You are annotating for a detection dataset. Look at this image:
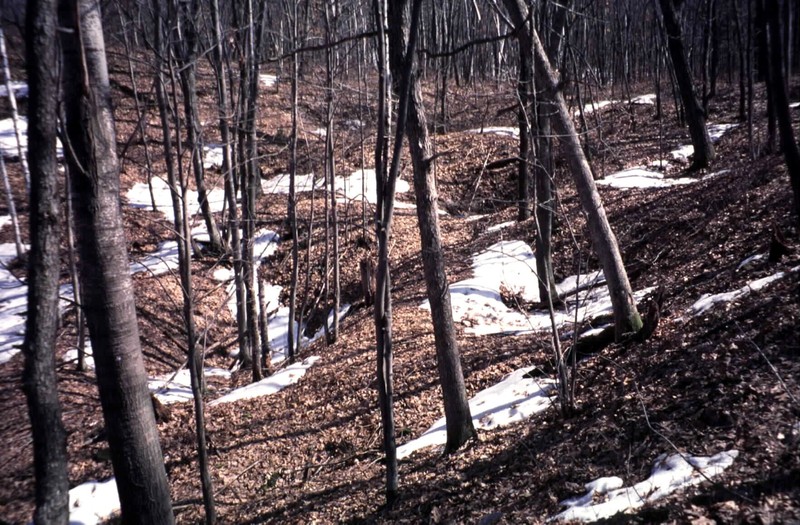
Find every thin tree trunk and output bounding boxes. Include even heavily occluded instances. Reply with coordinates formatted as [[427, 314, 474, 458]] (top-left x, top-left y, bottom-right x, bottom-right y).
[[503, 0, 643, 340], [22, 0, 69, 519], [389, 0, 476, 454], [59, 0, 175, 521], [766, 0, 800, 226], [658, 0, 715, 169], [0, 156, 23, 258], [0, 26, 30, 191]]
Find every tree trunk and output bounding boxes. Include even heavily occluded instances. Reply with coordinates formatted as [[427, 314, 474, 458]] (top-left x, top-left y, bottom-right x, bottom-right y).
[[503, 0, 643, 340], [59, 1, 175, 522], [22, 0, 69, 520], [658, 0, 715, 170], [389, 0, 476, 454], [766, 0, 800, 226]]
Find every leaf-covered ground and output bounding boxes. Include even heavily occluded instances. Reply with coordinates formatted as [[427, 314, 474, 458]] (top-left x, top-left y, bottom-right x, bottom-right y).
[[1, 37, 799, 523]]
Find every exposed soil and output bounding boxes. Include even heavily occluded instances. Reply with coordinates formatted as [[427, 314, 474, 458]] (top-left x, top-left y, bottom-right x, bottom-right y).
[[1, 31, 799, 525]]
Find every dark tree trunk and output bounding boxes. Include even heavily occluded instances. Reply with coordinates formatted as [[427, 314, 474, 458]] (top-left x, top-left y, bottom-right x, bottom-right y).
[[59, 1, 175, 522], [22, 0, 69, 520], [766, 0, 800, 225], [658, 0, 716, 170], [389, 0, 476, 454]]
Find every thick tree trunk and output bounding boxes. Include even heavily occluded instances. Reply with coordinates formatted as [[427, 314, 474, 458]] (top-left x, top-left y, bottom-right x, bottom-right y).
[[59, 1, 175, 522], [503, 0, 643, 340], [658, 0, 715, 169], [389, 0, 476, 454], [22, 0, 69, 521]]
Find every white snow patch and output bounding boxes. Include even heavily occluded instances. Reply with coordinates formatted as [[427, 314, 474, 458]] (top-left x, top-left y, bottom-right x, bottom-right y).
[[597, 168, 698, 189], [213, 267, 235, 282], [0, 215, 10, 229], [688, 266, 800, 317], [467, 126, 519, 139], [0, 81, 28, 99], [262, 168, 411, 206], [0, 117, 63, 159], [67, 478, 120, 525], [129, 240, 180, 277], [736, 252, 767, 271], [262, 172, 321, 194], [789, 102, 800, 109], [209, 356, 320, 406], [126, 176, 226, 221], [486, 220, 515, 233], [63, 342, 94, 370], [432, 240, 651, 336], [670, 123, 738, 161], [259, 74, 278, 88], [203, 144, 225, 169], [396, 366, 556, 459], [148, 367, 231, 404], [551, 450, 738, 522], [579, 94, 655, 116]]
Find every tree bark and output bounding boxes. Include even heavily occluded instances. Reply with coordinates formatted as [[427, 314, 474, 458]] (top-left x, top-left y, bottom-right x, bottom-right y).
[[389, 0, 476, 454], [22, 0, 69, 520], [658, 0, 715, 169], [59, 1, 175, 522], [766, 0, 800, 225], [502, 0, 643, 339]]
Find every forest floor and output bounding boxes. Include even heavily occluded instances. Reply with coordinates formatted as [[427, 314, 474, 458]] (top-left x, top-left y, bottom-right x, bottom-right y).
[[1, 39, 800, 524]]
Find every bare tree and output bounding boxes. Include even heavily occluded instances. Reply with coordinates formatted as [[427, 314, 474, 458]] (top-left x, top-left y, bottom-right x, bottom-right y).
[[21, 0, 69, 521], [388, 0, 476, 454], [657, 0, 715, 170], [502, 0, 643, 340], [59, 0, 174, 521]]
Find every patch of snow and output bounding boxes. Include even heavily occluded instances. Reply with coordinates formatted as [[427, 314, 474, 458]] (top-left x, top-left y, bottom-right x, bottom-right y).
[[467, 126, 519, 139], [736, 252, 767, 271], [486, 220, 515, 233], [1, 243, 78, 365], [129, 240, 180, 277], [259, 74, 277, 88], [597, 168, 698, 189], [67, 478, 120, 525], [343, 119, 363, 130], [688, 266, 800, 317], [630, 93, 657, 105], [203, 144, 225, 169], [0, 81, 28, 99], [396, 366, 556, 459], [0, 215, 10, 229], [213, 267, 234, 282], [670, 123, 738, 161], [0, 117, 63, 159], [790, 102, 800, 109], [63, 342, 94, 370], [126, 176, 226, 221], [581, 100, 614, 115], [551, 450, 738, 522], [262, 173, 321, 194], [208, 356, 320, 406], [431, 240, 650, 336], [148, 367, 231, 404]]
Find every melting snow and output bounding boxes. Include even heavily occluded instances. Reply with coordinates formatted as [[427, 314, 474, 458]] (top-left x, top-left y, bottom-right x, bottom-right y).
[[126, 176, 226, 220], [432, 240, 652, 336], [148, 367, 232, 404], [467, 126, 519, 138], [209, 356, 320, 406], [0, 117, 63, 159], [396, 366, 556, 459], [669, 123, 738, 162], [66, 478, 120, 525], [262, 168, 411, 206], [551, 450, 738, 522], [259, 74, 278, 88], [597, 168, 697, 189], [0, 81, 28, 99], [202, 144, 225, 169], [688, 266, 800, 317]]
